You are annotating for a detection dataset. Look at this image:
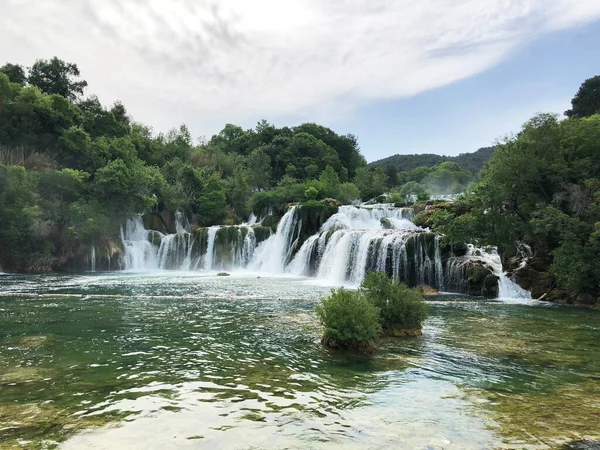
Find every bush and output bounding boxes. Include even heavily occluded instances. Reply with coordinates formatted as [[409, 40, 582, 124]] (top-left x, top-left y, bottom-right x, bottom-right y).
[[360, 272, 428, 334], [316, 288, 381, 353], [304, 186, 318, 200]]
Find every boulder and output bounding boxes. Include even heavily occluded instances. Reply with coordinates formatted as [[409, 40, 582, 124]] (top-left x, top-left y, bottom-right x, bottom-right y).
[[323, 198, 342, 208], [380, 217, 393, 229]]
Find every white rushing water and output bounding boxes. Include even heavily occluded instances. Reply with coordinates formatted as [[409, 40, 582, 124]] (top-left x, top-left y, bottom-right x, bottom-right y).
[[203, 226, 219, 271], [121, 217, 160, 271], [448, 244, 531, 301], [250, 206, 302, 273], [90, 240, 96, 272], [119, 206, 531, 299]]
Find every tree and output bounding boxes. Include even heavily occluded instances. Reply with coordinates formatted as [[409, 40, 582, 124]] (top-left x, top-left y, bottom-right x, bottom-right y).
[[195, 172, 227, 225], [28, 57, 88, 101], [319, 165, 340, 198], [54, 126, 93, 170], [246, 147, 271, 190], [304, 186, 318, 200], [0, 63, 27, 86], [93, 159, 163, 213], [354, 167, 388, 199], [565, 75, 600, 118], [384, 164, 398, 188], [396, 181, 428, 202]]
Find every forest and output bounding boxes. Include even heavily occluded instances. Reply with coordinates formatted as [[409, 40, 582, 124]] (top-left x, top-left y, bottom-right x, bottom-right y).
[[1, 57, 600, 305], [369, 146, 494, 176]]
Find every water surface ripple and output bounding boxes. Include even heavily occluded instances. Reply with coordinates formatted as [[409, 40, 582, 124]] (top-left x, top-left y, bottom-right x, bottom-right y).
[[0, 273, 598, 449]]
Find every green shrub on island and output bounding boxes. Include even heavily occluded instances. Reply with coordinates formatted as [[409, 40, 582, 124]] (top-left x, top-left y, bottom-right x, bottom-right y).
[[360, 272, 428, 336], [316, 288, 381, 353], [316, 272, 428, 353]]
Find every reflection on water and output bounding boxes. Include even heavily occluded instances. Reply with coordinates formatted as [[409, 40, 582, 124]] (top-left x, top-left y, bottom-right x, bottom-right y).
[[0, 273, 599, 449]]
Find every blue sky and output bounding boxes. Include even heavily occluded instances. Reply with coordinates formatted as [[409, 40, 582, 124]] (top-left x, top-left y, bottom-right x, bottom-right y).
[[340, 20, 600, 161], [2, 1, 600, 162]]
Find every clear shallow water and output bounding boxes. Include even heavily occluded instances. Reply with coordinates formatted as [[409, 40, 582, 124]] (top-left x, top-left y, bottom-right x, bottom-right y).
[[0, 273, 599, 449]]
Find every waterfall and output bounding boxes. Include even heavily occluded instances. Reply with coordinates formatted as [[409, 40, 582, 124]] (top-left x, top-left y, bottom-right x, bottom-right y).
[[241, 227, 256, 266], [121, 217, 161, 270], [446, 244, 531, 300], [203, 226, 219, 271], [323, 205, 414, 231], [174, 211, 190, 234], [117, 205, 531, 300], [90, 240, 96, 272], [288, 206, 443, 287], [250, 206, 302, 273]]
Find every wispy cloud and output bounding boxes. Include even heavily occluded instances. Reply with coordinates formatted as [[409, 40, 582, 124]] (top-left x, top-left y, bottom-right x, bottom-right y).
[[2, 0, 599, 137]]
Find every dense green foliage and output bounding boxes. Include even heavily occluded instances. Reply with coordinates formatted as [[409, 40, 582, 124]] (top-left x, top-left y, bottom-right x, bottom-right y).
[[369, 147, 494, 176], [428, 105, 600, 303], [565, 75, 600, 119], [316, 288, 381, 352], [317, 273, 427, 352], [360, 272, 428, 333], [0, 57, 370, 272]]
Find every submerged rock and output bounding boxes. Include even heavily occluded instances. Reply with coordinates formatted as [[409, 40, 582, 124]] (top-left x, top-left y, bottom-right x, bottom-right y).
[[418, 285, 439, 296], [217, 272, 230, 277], [387, 328, 423, 337], [15, 335, 49, 348], [0, 367, 53, 385]]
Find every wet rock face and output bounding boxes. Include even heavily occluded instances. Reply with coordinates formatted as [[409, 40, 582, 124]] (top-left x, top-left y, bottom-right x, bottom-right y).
[[143, 213, 169, 234], [459, 263, 498, 298], [482, 274, 500, 298], [322, 198, 342, 208], [513, 264, 554, 299]]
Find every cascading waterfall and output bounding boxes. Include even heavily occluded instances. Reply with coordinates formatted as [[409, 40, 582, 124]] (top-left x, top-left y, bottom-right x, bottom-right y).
[[119, 205, 531, 299], [203, 227, 219, 271], [288, 205, 443, 287], [445, 244, 531, 299], [250, 206, 302, 273], [90, 239, 96, 272], [121, 217, 160, 270]]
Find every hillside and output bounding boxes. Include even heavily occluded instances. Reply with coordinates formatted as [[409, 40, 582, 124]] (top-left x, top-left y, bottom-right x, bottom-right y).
[[369, 147, 494, 176]]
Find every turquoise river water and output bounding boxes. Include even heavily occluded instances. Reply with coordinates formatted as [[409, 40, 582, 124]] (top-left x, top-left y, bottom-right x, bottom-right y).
[[0, 272, 599, 449]]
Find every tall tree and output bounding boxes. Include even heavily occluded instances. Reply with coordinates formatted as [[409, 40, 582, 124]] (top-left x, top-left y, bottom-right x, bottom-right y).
[[0, 63, 27, 86], [28, 57, 88, 101], [565, 75, 600, 119]]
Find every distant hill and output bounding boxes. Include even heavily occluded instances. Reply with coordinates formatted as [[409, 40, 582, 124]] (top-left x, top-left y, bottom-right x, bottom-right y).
[[369, 147, 495, 176]]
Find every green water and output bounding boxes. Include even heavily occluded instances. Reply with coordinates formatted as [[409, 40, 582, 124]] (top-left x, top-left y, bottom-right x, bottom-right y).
[[0, 273, 599, 449]]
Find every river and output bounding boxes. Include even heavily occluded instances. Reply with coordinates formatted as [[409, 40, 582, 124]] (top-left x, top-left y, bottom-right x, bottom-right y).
[[0, 273, 598, 449]]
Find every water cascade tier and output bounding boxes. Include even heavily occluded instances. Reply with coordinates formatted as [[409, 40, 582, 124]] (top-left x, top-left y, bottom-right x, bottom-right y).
[[119, 204, 530, 298]]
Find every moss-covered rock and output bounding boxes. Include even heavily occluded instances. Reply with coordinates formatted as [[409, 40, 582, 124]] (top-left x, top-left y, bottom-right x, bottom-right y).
[[380, 217, 393, 229], [252, 226, 272, 244], [297, 200, 339, 246], [260, 214, 279, 231], [463, 263, 497, 298]]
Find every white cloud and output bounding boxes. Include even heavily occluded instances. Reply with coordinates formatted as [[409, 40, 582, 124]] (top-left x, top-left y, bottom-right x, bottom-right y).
[[1, 0, 599, 138]]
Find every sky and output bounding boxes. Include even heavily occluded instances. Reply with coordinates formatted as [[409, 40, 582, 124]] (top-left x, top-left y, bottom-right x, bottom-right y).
[[2, 0, 600, 162]]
